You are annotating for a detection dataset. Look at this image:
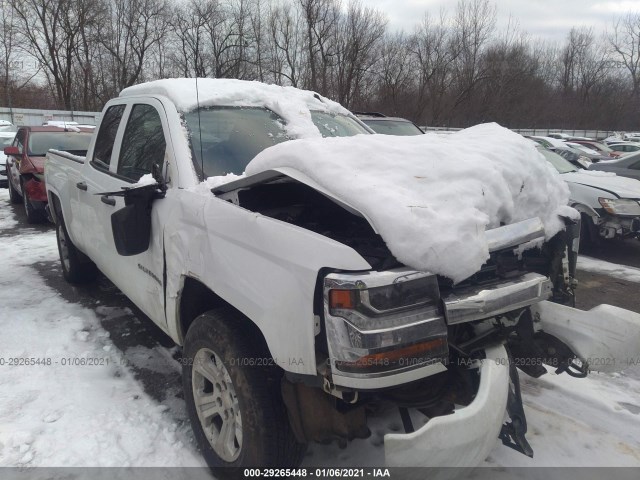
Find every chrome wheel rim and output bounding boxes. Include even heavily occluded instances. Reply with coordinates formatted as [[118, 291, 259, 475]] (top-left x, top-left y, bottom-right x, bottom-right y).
[[192, 348, 242, 462], [57, 224, 71, 272]]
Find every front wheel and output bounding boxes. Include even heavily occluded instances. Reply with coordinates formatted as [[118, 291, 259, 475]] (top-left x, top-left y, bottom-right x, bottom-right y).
[[56, 213, 98, 284], [182, 308, 306, 477]]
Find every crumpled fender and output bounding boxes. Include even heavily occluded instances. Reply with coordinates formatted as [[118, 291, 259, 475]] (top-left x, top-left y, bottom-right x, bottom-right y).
[[531, 300, 640, 373]]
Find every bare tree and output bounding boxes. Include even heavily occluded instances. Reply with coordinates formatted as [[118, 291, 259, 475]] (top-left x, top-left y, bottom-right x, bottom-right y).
[[610, 13, 640, 97], [333, 0, 386, 107], [98, 0, 170, 95]]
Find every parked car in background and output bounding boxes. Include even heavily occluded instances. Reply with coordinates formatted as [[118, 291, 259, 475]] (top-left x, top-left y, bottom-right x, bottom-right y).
[[589, 152, 640, 181], [528, 136, 593, 168], [608, 142, 640, 155], [538, 146, 640, 245], [0, 131, 16, 187], [547, 132, 572, 140], [570, 139, 623, 159], [354, 112, 424, 136], [4, 126, 93, 222], [0, 119, 16, 132]]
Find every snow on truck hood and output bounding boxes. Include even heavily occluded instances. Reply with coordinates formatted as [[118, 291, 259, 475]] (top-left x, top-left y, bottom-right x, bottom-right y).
[[244, 123, 575, 283], [120, 78, 349, 139]]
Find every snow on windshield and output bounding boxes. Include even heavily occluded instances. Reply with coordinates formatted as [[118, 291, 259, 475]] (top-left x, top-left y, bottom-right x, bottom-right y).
[[120, 78, 349, 139], [246, 123, 575, 283]]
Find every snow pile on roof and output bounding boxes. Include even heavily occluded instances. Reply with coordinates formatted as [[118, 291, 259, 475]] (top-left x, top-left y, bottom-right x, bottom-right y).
[[121, 78, 349, 139], [246, 123, 575, 282]]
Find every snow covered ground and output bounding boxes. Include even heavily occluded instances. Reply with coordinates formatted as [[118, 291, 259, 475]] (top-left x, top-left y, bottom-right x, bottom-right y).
[[577, 256, 640, 283], [0, 187, 639, 470]]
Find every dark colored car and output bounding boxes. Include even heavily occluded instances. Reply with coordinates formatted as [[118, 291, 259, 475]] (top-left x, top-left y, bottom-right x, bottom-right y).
[[589, 152, 640, 181], [4, 126, 93, 223], [354, 112, 425, 136]]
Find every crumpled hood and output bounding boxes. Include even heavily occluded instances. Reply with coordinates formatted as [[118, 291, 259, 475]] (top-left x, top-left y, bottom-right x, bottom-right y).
[[562, 171, 640, 199], [245, 123, 576, 283]]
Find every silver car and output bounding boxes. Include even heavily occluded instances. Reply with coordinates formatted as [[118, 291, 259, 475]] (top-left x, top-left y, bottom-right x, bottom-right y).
[[589, 151, 640, 180]]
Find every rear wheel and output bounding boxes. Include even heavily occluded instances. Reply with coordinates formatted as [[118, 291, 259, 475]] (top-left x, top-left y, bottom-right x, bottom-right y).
[[56, 212, 98, 284], [8, 173, 21, 204], [183, 308, 306, 477], [21, 178, 46, 224]]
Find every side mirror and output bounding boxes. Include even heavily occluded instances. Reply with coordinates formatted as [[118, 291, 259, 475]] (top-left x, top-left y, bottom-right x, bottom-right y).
[[110, 185, 157, 256], [3, 146, 19, 156]]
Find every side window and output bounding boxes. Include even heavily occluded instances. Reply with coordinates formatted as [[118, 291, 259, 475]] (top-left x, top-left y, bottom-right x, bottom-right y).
[[117, 104, 166, 182], [14, 130, 26, 153], [93, 104, 126, 169]]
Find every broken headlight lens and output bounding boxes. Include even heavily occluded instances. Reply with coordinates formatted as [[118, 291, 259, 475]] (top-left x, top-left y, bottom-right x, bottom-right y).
[[598, 197, 640, 216]]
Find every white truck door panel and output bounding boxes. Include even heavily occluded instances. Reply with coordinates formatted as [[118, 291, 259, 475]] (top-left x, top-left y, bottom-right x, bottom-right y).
[[85, 99, 171, 330]]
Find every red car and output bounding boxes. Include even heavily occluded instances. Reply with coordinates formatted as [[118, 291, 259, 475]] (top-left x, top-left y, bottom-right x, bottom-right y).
[[4, 126, 93, 223]]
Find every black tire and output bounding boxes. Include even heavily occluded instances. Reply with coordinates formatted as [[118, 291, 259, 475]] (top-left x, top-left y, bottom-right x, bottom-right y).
[[56, 212, 99, 284], [183, 308, 306, 477], [21, 178, 46, 224], [8, 173, 21, 204], [579, 213, 598, 250]]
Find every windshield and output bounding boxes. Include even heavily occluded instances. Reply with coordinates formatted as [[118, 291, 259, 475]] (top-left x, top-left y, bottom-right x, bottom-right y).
[[184, 107, 369, 177], [28, 132, 92, 156], [363, 119, 424, 136], [538, 147, 578, 174]]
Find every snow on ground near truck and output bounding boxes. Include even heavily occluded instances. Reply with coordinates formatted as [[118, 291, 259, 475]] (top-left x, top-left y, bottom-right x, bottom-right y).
[[0, 193, 204, 469], [246, 123, 576, 282], [0, 186, 638, 468], [577, 256, 640, 283], [120, 78, 349, 139]]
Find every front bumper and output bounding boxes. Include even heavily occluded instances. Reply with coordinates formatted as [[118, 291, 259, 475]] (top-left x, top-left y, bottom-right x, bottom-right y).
[[384, 345, 510, 467], [597, 213, 640, 238]]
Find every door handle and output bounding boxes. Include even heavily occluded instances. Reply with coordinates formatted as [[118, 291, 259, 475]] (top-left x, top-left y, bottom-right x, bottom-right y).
[[101, 195, 116, 206], [76, 182, 87, 191]]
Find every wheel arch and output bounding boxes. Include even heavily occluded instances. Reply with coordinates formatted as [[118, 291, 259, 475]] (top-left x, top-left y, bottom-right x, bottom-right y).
[[177, 276, 270, 355], [48, 190, 62, 224]]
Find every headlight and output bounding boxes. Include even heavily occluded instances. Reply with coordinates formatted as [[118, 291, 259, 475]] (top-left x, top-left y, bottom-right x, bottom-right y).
[[323, 269, 448, 385], [598, 197, 640, 216]]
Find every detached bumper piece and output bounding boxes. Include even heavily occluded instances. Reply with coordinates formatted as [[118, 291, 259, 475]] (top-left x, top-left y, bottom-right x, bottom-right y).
[[384, 345, 510, 467], [443, 272, 553, 325]]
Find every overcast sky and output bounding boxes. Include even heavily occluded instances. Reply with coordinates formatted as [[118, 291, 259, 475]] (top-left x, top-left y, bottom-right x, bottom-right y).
[[366, 0, 640, 41]]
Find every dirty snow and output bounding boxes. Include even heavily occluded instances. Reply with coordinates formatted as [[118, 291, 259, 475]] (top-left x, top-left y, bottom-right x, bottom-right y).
[[0, 191, 204, 468], [120, 78, 349, 139], [247, 123, 575, 282], [577, 256, 640, 283]]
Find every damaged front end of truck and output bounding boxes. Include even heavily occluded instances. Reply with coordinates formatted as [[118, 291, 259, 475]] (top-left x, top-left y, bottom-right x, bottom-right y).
[[213, 170, 640, 467]]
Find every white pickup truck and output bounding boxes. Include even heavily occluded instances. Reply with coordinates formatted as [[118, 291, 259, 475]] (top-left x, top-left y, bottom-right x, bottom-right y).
[[45, 79, 640, 474]]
